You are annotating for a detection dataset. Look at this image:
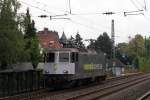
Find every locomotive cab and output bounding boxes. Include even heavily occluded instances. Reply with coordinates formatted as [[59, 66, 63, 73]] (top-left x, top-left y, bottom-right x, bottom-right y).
[[43, 48, 78, 75]]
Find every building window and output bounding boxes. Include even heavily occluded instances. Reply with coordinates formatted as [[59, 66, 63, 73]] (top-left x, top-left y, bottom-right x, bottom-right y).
[[48, 41, 54, 48]]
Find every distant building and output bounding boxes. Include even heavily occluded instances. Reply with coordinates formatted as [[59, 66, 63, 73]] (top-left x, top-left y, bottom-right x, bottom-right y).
[[60, 32, 68, 48], [107, 58, 125, 76], [37, 28, 62, 49]]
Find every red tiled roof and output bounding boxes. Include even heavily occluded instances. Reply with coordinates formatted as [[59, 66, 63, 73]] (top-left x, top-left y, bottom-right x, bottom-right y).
[[37, 28, 62, 48]]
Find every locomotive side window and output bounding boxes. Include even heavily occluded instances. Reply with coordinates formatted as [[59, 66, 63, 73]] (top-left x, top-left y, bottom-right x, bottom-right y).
[[59, 53, 69, 62], [71, 52, 78, 62], [71, 52, 75, 62], [76, 53, 78, 62], [47, 53, 55, 62]]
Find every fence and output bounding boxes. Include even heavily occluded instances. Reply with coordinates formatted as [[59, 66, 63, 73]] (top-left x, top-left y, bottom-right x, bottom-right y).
[[0, 70, 45, 97]]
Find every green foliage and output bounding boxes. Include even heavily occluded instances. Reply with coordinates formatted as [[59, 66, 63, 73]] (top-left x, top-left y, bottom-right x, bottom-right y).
[[87, 39, 95, 49], [0, 0, 24, 69], [116, 35, 150, 71], [145, 37, 150, 58], [96, 32, 112, 56], [30, 38, 41, 69], [75, 33, 85, 48], [88, 32, 112, 58], [23, 9, 41, 69], [117, 43, 128, 54], [67, 35, 76, 48], [139, 57, 150, 71], [139, 37, 150, 71], [116, 43, 132, 65], [128, 34, 144, 57]]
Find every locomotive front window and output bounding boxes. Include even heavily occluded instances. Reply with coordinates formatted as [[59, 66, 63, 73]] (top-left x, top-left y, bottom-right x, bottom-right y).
[[47, 53, 55, 62], [59, 53, 69, 62]]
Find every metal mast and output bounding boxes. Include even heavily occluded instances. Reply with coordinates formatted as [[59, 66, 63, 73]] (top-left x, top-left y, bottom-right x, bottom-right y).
[[111, 19, 115, 59], [69, 0, 72, 14]]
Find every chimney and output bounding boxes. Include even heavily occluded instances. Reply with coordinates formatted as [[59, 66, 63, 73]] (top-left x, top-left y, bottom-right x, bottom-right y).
[[44, 28, 48, 34]]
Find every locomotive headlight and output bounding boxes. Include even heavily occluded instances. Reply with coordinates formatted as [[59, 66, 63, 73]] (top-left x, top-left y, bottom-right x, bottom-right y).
[[63, 70, 68, 74], [45, 70, 49, 74]]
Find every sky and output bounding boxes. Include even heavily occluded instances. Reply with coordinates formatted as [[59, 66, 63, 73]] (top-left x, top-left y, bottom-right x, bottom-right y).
[[19, 0, 150, 44]]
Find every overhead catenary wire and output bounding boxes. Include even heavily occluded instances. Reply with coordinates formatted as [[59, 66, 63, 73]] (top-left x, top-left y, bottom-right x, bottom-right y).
[[135, 0, 145, 9], [21, 0, 150, 36], [21, 1, 70, 18], [22, 2, 114, 30], [24, 1, 143, 33], [130, 0, 150, 23], [69, 15, 125, 34], [69, 19, 105, 32], [21, 0, 145, 18], [36, 0, 119, 34], [20, 1, 56, 16], [31, 0, 69, 13], [131, 0, 147, 11], [130, 0, 141, 10]]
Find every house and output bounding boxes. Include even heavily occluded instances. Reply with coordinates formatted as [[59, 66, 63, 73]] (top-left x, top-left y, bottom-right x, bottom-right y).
[[37, 28, 62, 49], [107, 58, 125, 76]]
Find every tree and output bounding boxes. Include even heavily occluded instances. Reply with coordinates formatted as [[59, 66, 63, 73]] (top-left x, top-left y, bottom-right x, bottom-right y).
[[87, 39, 96, 49], [116, 43, 132, 65], [94, 32, 112, 58], [144, 37, 150, 58], [67, 35, 76, 48], [128, 34, 144, 57], [23, 8, 41, 69], [74, 33, 85, 48], [30, 38, 41, 69], [0, 0, 24, 69]]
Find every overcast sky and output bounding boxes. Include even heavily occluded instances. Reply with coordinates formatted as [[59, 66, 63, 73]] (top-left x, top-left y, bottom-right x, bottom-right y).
[[19, 0, 150, 44]]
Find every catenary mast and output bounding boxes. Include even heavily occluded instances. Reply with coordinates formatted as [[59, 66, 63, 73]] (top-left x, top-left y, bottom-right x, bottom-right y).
[[111, 19, 115, 59]]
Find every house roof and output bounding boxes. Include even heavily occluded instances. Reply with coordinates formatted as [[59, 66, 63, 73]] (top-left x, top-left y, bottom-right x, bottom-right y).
[[107, 58, 125, 67], [37, 28, 62, 48], [60, 32, 67, 42]]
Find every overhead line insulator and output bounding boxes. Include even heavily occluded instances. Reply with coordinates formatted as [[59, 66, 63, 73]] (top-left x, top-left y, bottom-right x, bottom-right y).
[[102, 12, 115, 15], [38, 15, 48, 18]]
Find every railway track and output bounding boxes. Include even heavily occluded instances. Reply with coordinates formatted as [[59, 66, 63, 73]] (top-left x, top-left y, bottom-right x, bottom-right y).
[[137, 91, 150, 100], [37, 72, 147, 100], [0, 72, 146, 100], [66, 73, 150, 100], [0, 89, 49, 100]]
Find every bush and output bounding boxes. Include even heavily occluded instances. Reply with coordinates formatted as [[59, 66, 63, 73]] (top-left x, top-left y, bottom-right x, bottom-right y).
[[139, 57, 150, 72]]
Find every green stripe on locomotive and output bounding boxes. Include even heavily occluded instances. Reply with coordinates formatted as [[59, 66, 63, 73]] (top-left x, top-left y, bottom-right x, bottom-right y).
[[83, 64, 94, 70]]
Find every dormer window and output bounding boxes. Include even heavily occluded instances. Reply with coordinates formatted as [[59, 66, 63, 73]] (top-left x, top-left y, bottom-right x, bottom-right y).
[[49, 41, 54, 47]]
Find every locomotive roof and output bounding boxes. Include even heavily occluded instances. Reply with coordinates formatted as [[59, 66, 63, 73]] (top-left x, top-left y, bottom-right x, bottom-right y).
[[45, 48, 79, 52], [44, 48, 97, 54]]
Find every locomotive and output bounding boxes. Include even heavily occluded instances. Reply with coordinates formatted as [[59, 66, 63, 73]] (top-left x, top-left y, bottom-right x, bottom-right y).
[[43, 48, 107, 88]]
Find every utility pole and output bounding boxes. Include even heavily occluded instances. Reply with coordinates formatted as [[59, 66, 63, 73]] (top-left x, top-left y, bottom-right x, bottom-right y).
[[144, 0, 147, 11], [69, 0, 72, 14], [111, 19, 115, 59]]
